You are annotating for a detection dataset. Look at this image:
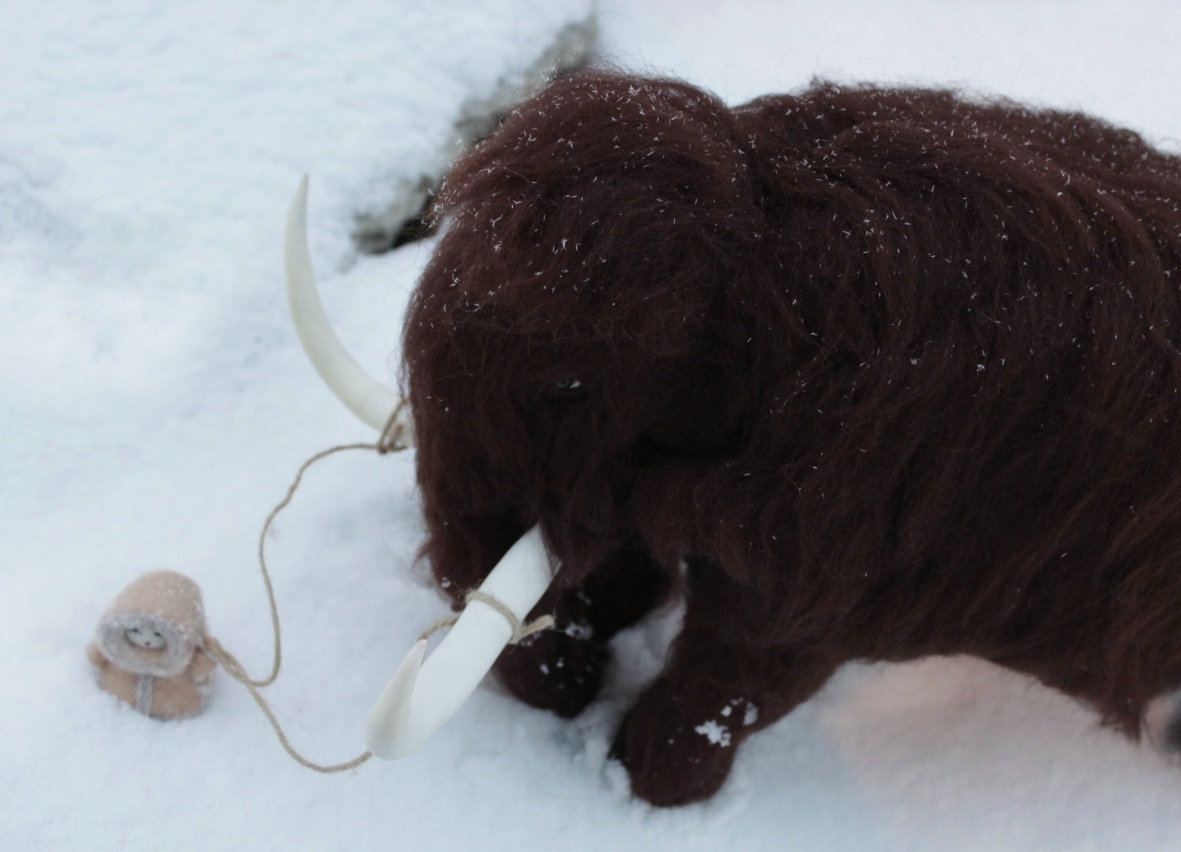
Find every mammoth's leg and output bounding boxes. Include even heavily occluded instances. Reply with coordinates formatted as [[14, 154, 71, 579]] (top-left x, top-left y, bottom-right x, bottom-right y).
[[494, 543, 674, 718], [610, 556, 838, 806]]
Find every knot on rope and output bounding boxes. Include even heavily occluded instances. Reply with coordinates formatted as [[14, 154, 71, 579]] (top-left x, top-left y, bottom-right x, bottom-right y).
[[416, 590, 556, 645], [377, 399, 412, 454]]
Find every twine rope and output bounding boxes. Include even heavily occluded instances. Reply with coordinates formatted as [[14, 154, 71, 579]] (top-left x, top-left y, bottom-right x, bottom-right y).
[[207, 399, 552, 773], [240, 400, 413, 691], [417, 590, 555, 644], [204, 636, 373, 773]]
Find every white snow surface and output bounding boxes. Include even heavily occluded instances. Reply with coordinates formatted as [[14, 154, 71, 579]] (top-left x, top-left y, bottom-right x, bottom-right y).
[[4, 1, 1181, 849]]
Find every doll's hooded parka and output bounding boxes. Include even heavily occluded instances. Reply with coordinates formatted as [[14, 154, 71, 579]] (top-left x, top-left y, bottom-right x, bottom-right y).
[[88, 571, 215, 719]]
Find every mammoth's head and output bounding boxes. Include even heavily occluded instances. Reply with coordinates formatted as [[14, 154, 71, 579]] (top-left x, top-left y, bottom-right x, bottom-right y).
[[403, 71, 765, 594]]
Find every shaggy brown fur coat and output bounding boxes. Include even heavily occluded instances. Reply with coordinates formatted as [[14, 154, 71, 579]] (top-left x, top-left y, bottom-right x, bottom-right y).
[[402, 70, 1181, 805]]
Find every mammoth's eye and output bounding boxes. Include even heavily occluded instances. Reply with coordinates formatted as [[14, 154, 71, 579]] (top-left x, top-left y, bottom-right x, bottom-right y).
[[541, 377, 586, 402]]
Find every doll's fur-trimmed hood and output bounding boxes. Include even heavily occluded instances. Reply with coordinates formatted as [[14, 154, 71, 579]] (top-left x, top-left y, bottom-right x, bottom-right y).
[[93, 571, 206, 677]]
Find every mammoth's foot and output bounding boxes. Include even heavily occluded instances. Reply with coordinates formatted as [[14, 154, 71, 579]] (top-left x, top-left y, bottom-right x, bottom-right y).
[[494, 625, 608, 718], [603, 554, 837, 806], [609, 675, 752, 806], [493, 544, 674, 719]]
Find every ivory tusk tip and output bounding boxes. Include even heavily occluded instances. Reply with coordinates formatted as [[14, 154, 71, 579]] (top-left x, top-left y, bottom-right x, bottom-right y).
[[363, 526, 556, 760], [288, 175, 309, 223], [283, 173, 400, 432], [365, 638, 427, 759]]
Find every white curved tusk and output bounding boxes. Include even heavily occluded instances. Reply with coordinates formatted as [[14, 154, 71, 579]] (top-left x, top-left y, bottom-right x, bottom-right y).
[[365, 524, 555, 759], [284, 178, 553, 754], [284, 176, 405, 434]]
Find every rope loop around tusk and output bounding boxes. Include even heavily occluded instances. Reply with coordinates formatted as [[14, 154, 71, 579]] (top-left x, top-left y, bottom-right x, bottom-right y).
[[465, 590, 556, 644], [416, 590, 556, 645]]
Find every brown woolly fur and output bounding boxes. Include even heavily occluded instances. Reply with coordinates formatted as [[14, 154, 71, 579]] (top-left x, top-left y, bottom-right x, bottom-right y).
[[402, 69, 1181, 805]]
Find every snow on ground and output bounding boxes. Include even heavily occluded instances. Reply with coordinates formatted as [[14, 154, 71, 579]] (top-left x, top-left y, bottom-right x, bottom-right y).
[[3, 1, 1181, 850]]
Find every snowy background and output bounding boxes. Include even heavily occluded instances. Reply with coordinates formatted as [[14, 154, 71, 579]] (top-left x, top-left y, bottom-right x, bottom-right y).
[[4, 1, 1181, 849]]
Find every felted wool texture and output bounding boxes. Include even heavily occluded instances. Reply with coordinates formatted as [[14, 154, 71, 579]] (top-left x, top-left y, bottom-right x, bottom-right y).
[[93, 571, 206, 677], [89, 571, 215, 720], [403, 69, 1181, 806]]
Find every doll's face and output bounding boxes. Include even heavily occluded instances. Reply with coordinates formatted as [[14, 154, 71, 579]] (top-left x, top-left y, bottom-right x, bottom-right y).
[[125, 625, 167, 651]]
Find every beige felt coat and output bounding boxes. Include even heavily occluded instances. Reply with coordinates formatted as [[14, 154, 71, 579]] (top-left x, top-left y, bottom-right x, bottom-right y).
[[88, 571, 215, 719]]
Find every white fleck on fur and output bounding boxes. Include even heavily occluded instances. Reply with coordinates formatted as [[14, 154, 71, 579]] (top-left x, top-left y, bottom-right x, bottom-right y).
[[694, 720, 732, 747], [563, 621, 593, 641], [719, 698, 759, 727]]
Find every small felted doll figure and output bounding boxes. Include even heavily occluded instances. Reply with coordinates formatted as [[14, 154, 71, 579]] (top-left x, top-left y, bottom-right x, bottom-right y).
[[88, 570, 215, 719]]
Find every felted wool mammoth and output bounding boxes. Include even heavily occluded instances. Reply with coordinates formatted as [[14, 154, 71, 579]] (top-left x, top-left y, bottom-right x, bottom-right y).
[[307, 70, 1181, 805]]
